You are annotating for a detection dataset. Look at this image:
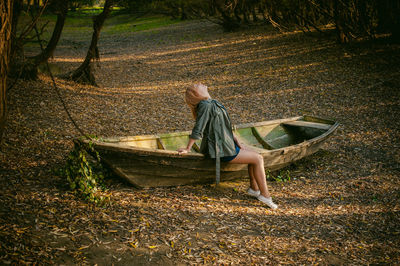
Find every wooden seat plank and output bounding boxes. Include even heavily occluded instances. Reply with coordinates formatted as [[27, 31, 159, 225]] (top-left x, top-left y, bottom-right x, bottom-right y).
[[282, 121, 331, 130]]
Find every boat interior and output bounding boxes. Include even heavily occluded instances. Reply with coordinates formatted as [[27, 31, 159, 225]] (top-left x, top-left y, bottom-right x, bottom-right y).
[[105, 116, 334, 152]]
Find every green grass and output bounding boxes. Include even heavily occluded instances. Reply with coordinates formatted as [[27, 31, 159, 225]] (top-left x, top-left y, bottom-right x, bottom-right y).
[[19, 11, 181, 41], [103, 15, 180, 35], [17, 10, 182, 49], [70, 6, 105, 16]]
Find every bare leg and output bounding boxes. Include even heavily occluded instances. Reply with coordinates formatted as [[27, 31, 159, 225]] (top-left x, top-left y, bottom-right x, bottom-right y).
[[248, 164, 259, 191], [230, 149, 271, 198], [241, 144, 259, 191]]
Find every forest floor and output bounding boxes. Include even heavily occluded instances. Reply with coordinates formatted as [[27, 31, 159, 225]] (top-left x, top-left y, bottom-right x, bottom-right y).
[[1, 15, 400, 265]]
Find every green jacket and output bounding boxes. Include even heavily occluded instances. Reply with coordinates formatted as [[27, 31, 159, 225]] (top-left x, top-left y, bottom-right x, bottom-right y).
[[190, 99, 237, 159]]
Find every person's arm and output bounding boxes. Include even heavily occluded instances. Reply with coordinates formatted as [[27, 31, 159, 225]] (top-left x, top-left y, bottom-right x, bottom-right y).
[[177, 101, 210, 154], [189, 101, 210, 140], [177, 138, 196, 154]]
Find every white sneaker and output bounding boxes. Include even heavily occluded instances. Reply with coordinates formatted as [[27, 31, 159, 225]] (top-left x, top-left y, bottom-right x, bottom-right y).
[[257, 195, 278, 210], [247, 187, 260, 198]]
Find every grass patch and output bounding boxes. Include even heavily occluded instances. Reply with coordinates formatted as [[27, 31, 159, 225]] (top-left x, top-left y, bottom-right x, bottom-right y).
[[18, 11, 181, 49], [70, 6, 105, 16], [23, 12, 180, 36], [103, 15, 180, 35]]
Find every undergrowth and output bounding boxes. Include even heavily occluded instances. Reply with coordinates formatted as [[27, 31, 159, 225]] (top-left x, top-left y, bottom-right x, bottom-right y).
[[267, 169, 292, 182], [60, 141, 111, 206]]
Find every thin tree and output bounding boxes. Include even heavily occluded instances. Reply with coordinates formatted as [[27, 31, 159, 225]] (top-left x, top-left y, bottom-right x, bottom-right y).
[[0, 0, 13, 142], [68, 0, 113, 86], [30, 0, 69, 66], [9, 0, 68, 80]]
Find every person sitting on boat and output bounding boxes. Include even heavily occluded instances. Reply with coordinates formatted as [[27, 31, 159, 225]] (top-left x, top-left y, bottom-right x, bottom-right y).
[[177, 83, 278, 210]]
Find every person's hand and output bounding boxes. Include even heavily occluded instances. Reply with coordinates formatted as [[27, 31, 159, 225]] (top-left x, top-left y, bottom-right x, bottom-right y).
[[233, 136, 243, 149], [177, 147, 190, 154], [236, 141, 243, 149]]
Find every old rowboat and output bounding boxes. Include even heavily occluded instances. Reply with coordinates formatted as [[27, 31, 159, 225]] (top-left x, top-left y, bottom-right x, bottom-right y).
[[81, 115, 338, 188]]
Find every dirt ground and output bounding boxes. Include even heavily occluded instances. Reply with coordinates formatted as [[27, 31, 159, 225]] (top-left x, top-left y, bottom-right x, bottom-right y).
[[1, 19, 400, 264]]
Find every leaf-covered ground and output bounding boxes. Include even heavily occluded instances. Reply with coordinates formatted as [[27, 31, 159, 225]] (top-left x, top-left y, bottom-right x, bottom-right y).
[[1, 18, 400, 264]]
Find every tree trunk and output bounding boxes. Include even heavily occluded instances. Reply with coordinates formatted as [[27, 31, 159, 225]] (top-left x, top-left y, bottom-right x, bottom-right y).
[[214, 0, 240, 31], [180, 3, 188, 20], [251, 5, 258, 23], [333, 0, 349, 43], [69, 0, 113, 86], [10, 0, 23, 60], [31, 0, 68, 65], [10, 0, 62, 80], [0, 0, 13, 142], [377, 0, 400, 40]]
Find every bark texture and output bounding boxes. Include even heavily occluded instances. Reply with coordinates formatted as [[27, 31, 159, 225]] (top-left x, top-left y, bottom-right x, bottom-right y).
[[0, 0, 13, 142]]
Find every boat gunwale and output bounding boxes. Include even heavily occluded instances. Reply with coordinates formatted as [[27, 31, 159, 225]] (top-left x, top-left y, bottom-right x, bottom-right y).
[[98, 116, 303, 143], [81, 116, 339, 159]]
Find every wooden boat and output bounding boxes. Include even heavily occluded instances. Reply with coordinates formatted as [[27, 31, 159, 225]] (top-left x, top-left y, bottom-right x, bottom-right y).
[[80, 115, 339, 188]]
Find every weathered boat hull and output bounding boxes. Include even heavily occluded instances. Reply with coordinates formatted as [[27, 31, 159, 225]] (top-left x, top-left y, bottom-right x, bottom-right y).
[[81, 115, 338, 188]]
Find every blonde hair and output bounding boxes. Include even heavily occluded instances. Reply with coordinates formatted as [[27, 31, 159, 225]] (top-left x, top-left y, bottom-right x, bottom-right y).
[[185, 84, 211, 119]]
